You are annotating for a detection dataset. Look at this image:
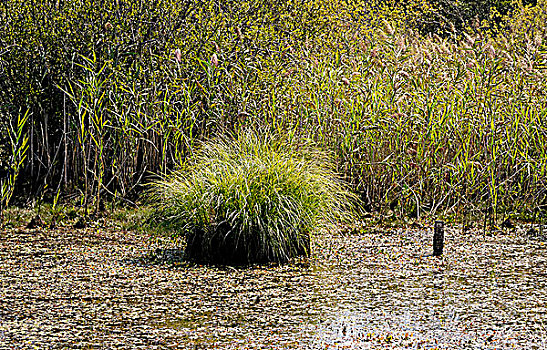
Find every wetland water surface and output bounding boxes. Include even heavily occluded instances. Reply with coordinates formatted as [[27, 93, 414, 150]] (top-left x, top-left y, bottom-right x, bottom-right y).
[[1, 224, 546, 349]]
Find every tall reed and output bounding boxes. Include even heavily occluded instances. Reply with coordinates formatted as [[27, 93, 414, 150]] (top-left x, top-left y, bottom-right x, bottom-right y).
[[0, 110, 29, 220], [1, 0, 546, 220]]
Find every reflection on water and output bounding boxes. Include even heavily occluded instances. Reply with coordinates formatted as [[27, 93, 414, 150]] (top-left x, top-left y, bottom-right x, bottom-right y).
[[305, 227, 547, 349]]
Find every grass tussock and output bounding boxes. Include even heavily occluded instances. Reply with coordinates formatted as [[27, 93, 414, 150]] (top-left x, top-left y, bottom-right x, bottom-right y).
[[149, 130, 356, 264]]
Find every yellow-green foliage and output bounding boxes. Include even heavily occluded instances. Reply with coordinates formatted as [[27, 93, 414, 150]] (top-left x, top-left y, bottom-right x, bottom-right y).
[[0, 0, 333, 204], [150, 130, 356, 264], [266, 0, 547, 215], [0, 0, 546, 218]]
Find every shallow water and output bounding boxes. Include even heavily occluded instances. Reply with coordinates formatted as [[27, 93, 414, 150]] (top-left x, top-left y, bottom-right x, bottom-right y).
[[148, 225, 547, 349], [2, 225, 546, 349]]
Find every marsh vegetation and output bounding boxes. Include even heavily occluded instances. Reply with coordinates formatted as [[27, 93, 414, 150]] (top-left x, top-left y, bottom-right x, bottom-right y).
[[1, 0, 547, 347], [2, 0, 546, 219], [149, 130, 356, 264]]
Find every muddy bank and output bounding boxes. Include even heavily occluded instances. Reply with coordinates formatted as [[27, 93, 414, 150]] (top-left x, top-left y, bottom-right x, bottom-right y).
[[1, 223, 546, 349]]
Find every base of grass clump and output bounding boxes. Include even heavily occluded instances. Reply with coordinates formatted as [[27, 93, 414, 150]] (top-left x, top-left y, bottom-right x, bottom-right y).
[[150, 129, 355, 265], [184, 225, 311, 265]]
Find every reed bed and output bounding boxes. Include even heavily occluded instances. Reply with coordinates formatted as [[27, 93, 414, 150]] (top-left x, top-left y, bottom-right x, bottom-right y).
[[288, 11, 547, 219], [1, 0, 546, 221]]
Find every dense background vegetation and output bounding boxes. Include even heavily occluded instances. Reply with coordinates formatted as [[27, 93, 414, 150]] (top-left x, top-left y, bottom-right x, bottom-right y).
[[1, 0, 546, 220]]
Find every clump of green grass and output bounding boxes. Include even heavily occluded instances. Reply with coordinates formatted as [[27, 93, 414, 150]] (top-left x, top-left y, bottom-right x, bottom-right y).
[[149, 129, 357, 265]]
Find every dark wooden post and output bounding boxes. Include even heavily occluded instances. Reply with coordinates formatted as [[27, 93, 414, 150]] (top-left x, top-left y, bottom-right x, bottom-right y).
[[540, 211, 544, 238], [433, 220, 444, 256]]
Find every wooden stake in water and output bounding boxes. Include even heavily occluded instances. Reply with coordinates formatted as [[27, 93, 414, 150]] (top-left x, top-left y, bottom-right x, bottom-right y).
[[433, 221, 445, 256], [540, 211, 544, 239]]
